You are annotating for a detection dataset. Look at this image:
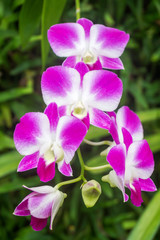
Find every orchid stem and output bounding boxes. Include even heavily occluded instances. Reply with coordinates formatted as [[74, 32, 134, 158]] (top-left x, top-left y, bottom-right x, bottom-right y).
[[77, 147, 87, 182], [83, 138, 112, 146], [84, 164, 112, 172], [75, 0, 80, 21], [55, 176, 82, 189]]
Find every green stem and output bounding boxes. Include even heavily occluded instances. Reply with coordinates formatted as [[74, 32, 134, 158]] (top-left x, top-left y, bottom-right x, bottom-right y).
[[55, 176, 82, 189], [75, 0, 80, 21], [84, 164, 112, 172], [77, 147, 86, 182], [83, 138, 112, 146]]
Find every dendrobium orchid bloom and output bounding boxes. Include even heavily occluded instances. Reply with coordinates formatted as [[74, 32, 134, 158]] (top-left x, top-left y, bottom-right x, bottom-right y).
[[108, 106, 143, 149], [13, 185, 66, 231], [41, 63, 123, 129], [48, 18, 129, 70], [14, 102, 87, 182], [105, 140, 157, 207]]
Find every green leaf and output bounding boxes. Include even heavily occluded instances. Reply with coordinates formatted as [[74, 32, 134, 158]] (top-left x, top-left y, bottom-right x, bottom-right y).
[[0, 131, 15, 150], [0, 176, 39, 194], [0, 87, 33, 103], [41, 0, 67, 70], [0, 151, 21, 178], [137, 108, 160, 123], [146, 133, 160, 152], [19, 0, 43, 46], [128, 190, 160, 240]]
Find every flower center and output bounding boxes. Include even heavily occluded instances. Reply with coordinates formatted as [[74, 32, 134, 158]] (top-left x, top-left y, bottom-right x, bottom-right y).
[[72, 101, 87, 119], [83, 51, 97, 64], [44, 148, 55, 165], [53, 142, 64, 163], [44, 143, 64, 165]]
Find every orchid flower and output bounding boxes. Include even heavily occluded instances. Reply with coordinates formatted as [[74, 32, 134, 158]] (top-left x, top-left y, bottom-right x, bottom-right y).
[[48, 18, 129, 70], [108, 106, 143, 149], [41, 62, 123, 130], [13, 185, 66, 231], [14, 102, 87, 182], [105, 140, 156, 207]]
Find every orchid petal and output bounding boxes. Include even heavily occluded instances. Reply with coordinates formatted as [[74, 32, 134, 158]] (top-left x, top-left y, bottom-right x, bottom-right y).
[[57, 160, 72, 176], [41, 66, 80, 106], [14, 112, 51, 155], [56, 116, 87, 164], [107, 143, 126, 177], [48, 23, 85, 57], [121, 127, 133, 150], [77, 18, 93, 39], [99, 56, 124, 70], [44, 103, 59, 134], [50, 191, 65, 230], [75, 62, 89, 85], [17, 152, 39, 172], [23, 185, 55, 194], [82, 70, 122, 111], [89, 108, 111, 129], [139, 178, 157, 192], [108, 170, 128, 202], [13, 193, 36, 216], [28, 192, 54, 219], [87, 58, 102, 70], [62, 56, 77, 68], [30, 216, 48, 231], [90, 24, 129, 58], [37, 157, 55, 182], [128, 180, 143, 207], [117, 106, 143, 142], [127, 140, 154, 179]]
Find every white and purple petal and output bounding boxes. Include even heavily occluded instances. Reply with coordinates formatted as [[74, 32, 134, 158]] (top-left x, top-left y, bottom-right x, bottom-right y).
[[57, 160, 72, 177], [28, 192, 54, 219], [14, 112, 51, 155], [41, 66, 81, 106], [127, 140, 154, 180], [17, 152, 39, 172], [77, 18, 93, 39], [127, 180, 143, 207], [44, 103, 59, 134], [99, 56, 124, 70], [107, 143, 126, 177], [56, 116, 87, 164], [48, 23, 85, 57], [117, 106, 143, 142], [89, 108, 111, 130], [139, 178, 157, 192], [90, 24, 129, 58], [82, 70, 123, 111]]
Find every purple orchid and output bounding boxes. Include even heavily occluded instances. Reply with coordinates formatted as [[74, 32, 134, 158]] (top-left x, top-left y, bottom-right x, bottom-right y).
[[48, 18, 129, 70], [41, 62, 123, 130], [105, 140, 156, 207], [13, 185, 66, 231], [108, 106, 144, 149], [14, 102, 87, 182]]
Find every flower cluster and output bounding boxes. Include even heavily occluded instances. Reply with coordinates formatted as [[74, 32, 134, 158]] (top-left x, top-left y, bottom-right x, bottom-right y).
[[13, 18, 156, 230]]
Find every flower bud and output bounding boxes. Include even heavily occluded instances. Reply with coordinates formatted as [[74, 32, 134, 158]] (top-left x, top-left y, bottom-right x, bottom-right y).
[[82, 180, 101, 208]]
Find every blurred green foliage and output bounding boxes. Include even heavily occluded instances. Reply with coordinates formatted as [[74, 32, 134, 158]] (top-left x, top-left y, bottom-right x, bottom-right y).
[[0, 0, 160, 239]]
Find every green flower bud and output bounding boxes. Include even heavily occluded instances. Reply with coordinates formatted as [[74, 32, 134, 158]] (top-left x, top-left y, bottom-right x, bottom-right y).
[[82, 180, 101, 208]]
